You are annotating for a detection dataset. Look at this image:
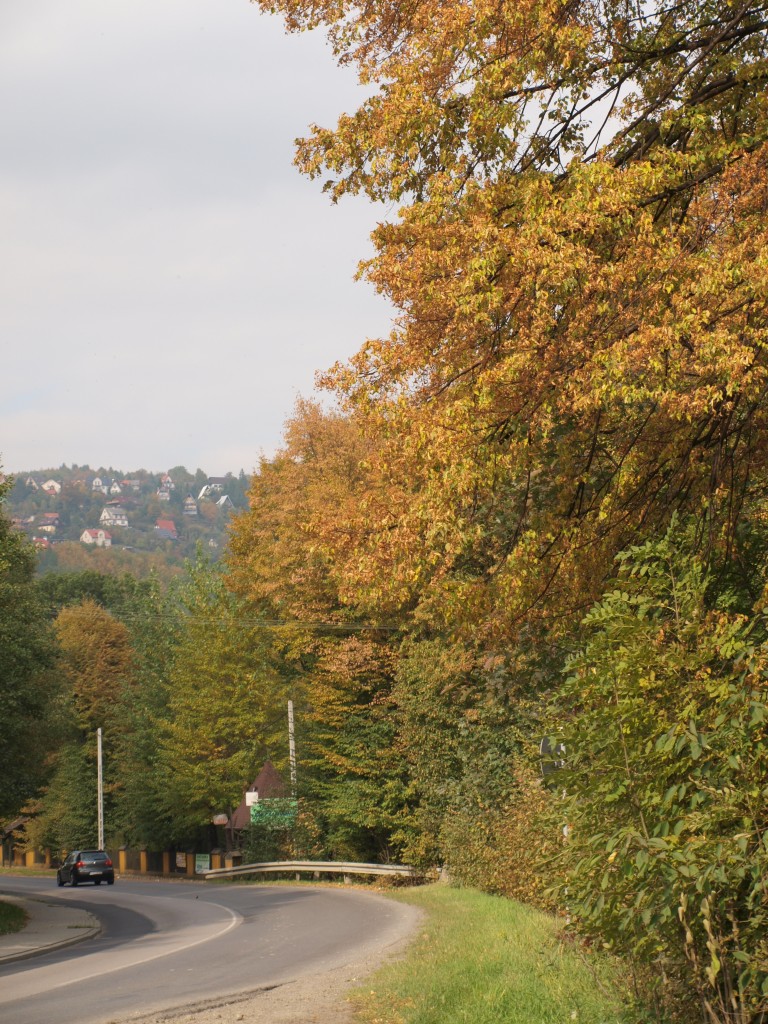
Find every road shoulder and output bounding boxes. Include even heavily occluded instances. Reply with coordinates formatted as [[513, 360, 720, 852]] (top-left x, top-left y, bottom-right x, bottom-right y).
[[129, 898, 423, 1024], [0, 892, 101, 963]]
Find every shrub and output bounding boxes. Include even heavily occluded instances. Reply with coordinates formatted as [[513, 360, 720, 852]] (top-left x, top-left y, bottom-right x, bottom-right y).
[[547, 526, 768, 1022]]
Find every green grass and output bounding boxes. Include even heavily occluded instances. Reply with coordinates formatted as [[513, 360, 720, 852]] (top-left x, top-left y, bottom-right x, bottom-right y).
[[352, 885, 630, 1024], [0, 900, 27, 936], [0, 866, 55, 877]]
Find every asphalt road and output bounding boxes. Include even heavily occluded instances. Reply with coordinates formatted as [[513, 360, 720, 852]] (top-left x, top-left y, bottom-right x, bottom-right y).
[[0, 876, 416, 1024]]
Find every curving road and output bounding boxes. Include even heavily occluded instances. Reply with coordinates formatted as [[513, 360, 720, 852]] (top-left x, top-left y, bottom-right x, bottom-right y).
[[0, 876, 418, 1024]]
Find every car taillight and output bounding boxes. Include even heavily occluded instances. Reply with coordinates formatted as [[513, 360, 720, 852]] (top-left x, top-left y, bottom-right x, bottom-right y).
[[104, 858, 113, 867], [76, 861, 85, 868]]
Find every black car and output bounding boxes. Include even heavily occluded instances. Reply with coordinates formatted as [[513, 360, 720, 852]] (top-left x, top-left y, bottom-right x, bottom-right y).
[[57, 850, 115, 886]]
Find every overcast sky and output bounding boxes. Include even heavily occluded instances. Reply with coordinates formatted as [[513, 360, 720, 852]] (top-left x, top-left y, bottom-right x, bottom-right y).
[[0, 0, 393, 477]]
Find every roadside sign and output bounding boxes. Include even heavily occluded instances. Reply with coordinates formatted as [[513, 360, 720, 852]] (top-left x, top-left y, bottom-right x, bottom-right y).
[[249, 798, 298, 830]]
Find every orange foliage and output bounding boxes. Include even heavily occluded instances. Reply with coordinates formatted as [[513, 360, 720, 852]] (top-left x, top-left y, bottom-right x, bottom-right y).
[[249, 0, 768, 646], [54, 599, 134, 731]]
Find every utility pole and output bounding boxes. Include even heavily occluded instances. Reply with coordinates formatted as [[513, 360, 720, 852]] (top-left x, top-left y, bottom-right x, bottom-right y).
[[97, 728, 104, 850], [287, 700, 297, 797]]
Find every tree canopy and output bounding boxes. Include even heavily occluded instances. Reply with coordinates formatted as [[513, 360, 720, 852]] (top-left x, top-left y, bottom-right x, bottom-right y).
[[252, 0, 768, 650], [0, 478, 56, 816]]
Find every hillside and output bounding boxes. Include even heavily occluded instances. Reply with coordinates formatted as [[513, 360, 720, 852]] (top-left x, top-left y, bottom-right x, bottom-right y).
[[5, 464, 250, 577]]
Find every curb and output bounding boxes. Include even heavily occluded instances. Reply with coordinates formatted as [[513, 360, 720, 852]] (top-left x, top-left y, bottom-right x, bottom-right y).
[[0, 893, 101, 964]]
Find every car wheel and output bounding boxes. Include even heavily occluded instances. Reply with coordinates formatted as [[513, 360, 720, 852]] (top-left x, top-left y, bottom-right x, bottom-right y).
[[107, 878, 114, 885], [94, 879, 101, 885]]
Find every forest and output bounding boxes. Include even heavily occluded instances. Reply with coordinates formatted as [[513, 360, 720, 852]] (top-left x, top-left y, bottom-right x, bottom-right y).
[[2, 1, 768, 1021]]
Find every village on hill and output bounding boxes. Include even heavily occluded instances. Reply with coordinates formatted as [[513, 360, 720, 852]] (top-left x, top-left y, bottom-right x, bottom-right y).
[[5, 464, 250, 573]]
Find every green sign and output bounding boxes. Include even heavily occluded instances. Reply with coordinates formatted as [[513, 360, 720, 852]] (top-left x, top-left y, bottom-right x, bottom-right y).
[[195, 853, 210, 874], [249, 798, 298, 830]]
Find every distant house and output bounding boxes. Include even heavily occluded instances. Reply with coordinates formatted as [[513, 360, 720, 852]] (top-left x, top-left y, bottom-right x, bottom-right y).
[[199, 477, 226, 500], [37, 512, 60, 534], [230, 762, 290, 830], [183, 495, 198, 516], [109, 480, 122, 495], [41, 479, 61, 496], [100, 505, 128, 528], [91, 477, 108, 494], [81, 528, 112, 548], [33, 536, 51, 549], [122, 479, 141, 493], [24, 476, 39, 491], [157, 473, 175, 502], [154, 518, 178, 540], [216, 495, 234, 510]]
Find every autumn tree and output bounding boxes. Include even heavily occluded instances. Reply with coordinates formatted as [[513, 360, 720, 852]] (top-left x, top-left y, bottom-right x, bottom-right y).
[[27, 599, 134, 851], [250, 0, 768, 651], [53, 599, 134, 733], [227, 401, 411, 860], [233, 5, 768, 991]]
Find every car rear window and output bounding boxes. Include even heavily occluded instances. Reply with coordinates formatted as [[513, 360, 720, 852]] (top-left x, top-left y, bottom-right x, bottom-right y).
[[81, 851, 108, 862]]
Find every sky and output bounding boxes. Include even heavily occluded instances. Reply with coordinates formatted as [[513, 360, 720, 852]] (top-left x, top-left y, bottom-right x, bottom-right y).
[[0, 0, 394, 477]]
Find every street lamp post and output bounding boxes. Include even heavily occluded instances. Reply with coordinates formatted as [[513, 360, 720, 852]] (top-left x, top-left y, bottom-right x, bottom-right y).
[[97, 728, 104, 850]]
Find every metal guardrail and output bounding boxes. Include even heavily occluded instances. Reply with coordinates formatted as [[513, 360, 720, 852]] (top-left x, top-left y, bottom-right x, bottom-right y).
[[202, 859, 421, 881]]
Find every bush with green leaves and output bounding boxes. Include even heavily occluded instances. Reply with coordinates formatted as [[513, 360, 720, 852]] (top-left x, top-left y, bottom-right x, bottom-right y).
[[0, 478, 56, 818], [547, 526, 768, 1023]]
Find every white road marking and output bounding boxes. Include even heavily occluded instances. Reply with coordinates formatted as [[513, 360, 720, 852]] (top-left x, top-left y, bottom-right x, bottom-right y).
[[4, 893, 242, 1001]]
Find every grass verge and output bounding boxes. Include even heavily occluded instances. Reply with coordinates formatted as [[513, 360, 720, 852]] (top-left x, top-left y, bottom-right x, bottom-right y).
[[0, 866, 55, 878], [0, 900, 27, 936], [352, 885, 629, 1024]]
